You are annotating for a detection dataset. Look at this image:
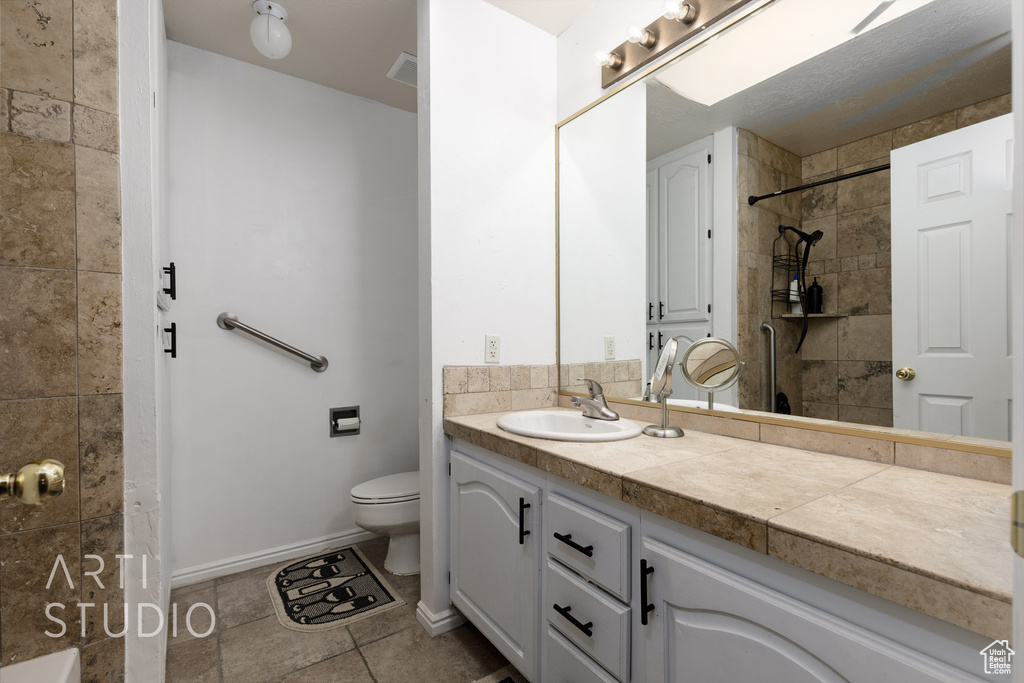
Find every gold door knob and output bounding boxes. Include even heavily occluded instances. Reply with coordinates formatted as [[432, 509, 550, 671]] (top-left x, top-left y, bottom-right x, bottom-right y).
[[895, 367, 916, 381], [0, 460, 65, 505]]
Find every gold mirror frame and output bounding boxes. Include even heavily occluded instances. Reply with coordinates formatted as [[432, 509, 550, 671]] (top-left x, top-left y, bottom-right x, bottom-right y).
[[553, 25, 1012, 461]]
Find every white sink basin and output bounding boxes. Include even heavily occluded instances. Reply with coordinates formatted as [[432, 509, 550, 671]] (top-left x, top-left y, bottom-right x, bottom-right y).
[[497, 410, 642, 442]]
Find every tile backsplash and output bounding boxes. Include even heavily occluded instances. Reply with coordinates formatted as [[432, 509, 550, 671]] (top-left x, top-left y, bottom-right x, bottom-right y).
[[442, 360, 644, 417]]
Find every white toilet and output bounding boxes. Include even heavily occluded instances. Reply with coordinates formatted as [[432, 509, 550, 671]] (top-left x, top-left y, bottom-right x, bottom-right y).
[[351, 471, 420, 575]]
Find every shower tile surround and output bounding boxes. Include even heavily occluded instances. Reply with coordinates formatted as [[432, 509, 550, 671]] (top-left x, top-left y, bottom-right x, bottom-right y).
[[444, 406, 1012, 639], [0, 0, 124, 678], [735, 93, 1012, 426]]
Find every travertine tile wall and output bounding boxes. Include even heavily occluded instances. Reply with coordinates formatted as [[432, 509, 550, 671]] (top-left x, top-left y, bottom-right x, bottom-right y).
[[798, 94, 1011, 427], [443, 365, 560, 416], [443, 361, 644, 418], [560, 360, 642, 401], [0, 0, 124, 679], [735, 130, 804, 414]]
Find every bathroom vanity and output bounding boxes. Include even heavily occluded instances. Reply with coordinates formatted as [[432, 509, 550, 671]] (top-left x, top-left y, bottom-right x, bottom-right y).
[[445, 410, 1011, 683]]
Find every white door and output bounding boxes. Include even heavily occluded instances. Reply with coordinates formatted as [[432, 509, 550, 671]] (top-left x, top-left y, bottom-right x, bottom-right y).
[[450, 451, 541, 681], [891, 114, 1014, 440], [653, 138, 713, 326]]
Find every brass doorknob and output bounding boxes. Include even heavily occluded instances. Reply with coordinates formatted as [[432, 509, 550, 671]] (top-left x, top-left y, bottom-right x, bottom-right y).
[[0, 460, 65, 505], [895, 367, 916, 381]]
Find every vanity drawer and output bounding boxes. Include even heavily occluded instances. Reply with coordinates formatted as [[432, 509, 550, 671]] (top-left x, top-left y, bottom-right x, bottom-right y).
[[546, 492, 630, 601], [545, 559, 630, 681], [545, 625, 619, 683]]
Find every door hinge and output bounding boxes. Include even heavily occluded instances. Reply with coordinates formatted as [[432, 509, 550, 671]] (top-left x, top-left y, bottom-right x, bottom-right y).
[[448, 462, 451, 476], [707, 153, 712, 164], [1013, 491, 1024, 559], [707, 229, 711, 238], [708, 304, 711, 313], [448, 571, 451, 584]]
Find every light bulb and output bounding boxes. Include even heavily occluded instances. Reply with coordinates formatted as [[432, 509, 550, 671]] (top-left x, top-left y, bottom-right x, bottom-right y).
[[663, 1, 698, 24], [627, 23, 657, 48], [250, 2, 292, 60], [594, 51, 623, 70]]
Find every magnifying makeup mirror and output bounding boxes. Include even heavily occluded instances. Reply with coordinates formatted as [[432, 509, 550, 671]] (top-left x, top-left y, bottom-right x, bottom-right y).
[[680, 337, 742, 410], [643, 337, 683, 438]]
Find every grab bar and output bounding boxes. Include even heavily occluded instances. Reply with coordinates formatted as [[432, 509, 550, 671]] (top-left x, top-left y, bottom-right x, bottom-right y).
[[217, 312, 328, 372], [760, 321, 776, 413]]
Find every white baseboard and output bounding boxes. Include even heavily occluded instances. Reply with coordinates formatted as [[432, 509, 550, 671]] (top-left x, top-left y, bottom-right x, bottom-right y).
[[416, 601, 466, 636], [171, 528, 379, 588]]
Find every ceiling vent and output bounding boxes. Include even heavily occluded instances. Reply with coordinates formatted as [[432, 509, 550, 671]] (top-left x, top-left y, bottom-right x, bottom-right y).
[[386, 52, 418, 88]]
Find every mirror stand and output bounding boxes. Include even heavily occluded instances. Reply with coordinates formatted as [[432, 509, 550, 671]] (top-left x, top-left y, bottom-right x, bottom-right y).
[[643, 392, 684, 438]]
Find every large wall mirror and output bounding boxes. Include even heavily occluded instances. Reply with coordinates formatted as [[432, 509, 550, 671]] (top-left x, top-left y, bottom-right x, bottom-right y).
[[558, 0, 1013, 445]]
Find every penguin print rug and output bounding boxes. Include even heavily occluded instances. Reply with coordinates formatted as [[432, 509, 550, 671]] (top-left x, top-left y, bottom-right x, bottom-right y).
[[267, 545, 405, 631]]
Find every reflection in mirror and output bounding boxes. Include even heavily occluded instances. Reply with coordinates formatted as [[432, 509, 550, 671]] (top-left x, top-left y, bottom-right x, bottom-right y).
[[642, 337, 684, 439], [682, 338, 741, 390], [558, 0, 1012, 443]]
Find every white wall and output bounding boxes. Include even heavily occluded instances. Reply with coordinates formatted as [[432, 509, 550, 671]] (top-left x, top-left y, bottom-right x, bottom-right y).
[[166, 43, 418, 581], [418, 0, 556, 630], [558, 85, 646, 367]]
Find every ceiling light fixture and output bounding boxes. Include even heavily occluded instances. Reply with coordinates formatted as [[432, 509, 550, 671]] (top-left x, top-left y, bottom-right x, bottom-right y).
[[250, 1, 292, 60]]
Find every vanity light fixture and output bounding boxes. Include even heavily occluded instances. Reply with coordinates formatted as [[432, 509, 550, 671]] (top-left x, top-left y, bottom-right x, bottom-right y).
[[627, 23, 658, 49], [599, 0, 770, 89], [250, 0, 292, 60], [663, 1, 699, 24]]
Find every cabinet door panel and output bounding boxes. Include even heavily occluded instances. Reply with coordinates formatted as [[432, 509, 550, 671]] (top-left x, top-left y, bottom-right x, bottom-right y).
[[657, 140, 711, 324], [451, 451, 540, 681], [641, 538, 983, 683]]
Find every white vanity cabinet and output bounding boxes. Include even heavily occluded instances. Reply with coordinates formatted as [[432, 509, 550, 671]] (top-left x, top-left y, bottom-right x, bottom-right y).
[[448, 440, 999, 683], [449, 449, 542, 681]]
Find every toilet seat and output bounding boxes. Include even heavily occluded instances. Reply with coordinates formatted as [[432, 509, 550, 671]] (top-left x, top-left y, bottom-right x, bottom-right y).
[[351, 471, 419, 504]]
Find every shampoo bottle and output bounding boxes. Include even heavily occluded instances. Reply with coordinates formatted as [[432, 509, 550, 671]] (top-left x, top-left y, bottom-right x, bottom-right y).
[[789, 273, 802, 315]]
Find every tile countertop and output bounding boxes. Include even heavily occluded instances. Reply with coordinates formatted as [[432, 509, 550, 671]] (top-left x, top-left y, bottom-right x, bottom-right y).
[[442, 408, 1013, 640]]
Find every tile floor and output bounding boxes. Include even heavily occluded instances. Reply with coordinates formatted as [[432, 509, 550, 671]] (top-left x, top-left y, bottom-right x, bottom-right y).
[[166, 538, 508, 682]]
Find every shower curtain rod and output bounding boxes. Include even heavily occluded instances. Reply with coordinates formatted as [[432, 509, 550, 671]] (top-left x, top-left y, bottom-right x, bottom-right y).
[[748, 162, 891, 206]]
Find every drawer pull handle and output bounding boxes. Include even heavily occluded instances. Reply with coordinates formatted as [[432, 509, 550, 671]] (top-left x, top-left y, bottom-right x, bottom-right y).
[[553, 532, 594, 558], [518, 497, 531, 545], [640, 559, 655, 625], [553, 603, 593, 637]]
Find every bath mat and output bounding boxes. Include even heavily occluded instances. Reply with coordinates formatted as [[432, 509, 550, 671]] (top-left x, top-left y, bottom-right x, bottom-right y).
[[267, 545, 405, 632], [472, 665, 528, 683]]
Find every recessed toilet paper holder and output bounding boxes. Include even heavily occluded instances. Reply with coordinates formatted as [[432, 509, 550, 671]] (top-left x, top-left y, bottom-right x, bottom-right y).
[[330, 406, 360, 437]]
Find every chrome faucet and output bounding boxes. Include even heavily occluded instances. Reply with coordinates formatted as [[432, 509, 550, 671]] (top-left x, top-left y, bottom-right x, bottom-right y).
[[571, 379, 620, 421]]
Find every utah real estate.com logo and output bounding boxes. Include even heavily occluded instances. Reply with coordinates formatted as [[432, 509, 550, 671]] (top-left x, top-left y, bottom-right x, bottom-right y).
[[44, 554, 215, 639], [980, 640, 1014, 676]]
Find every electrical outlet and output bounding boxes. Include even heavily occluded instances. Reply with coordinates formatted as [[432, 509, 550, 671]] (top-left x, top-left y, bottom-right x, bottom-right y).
[[604, 335, 615, 360], [485, 335, 500, 363]]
